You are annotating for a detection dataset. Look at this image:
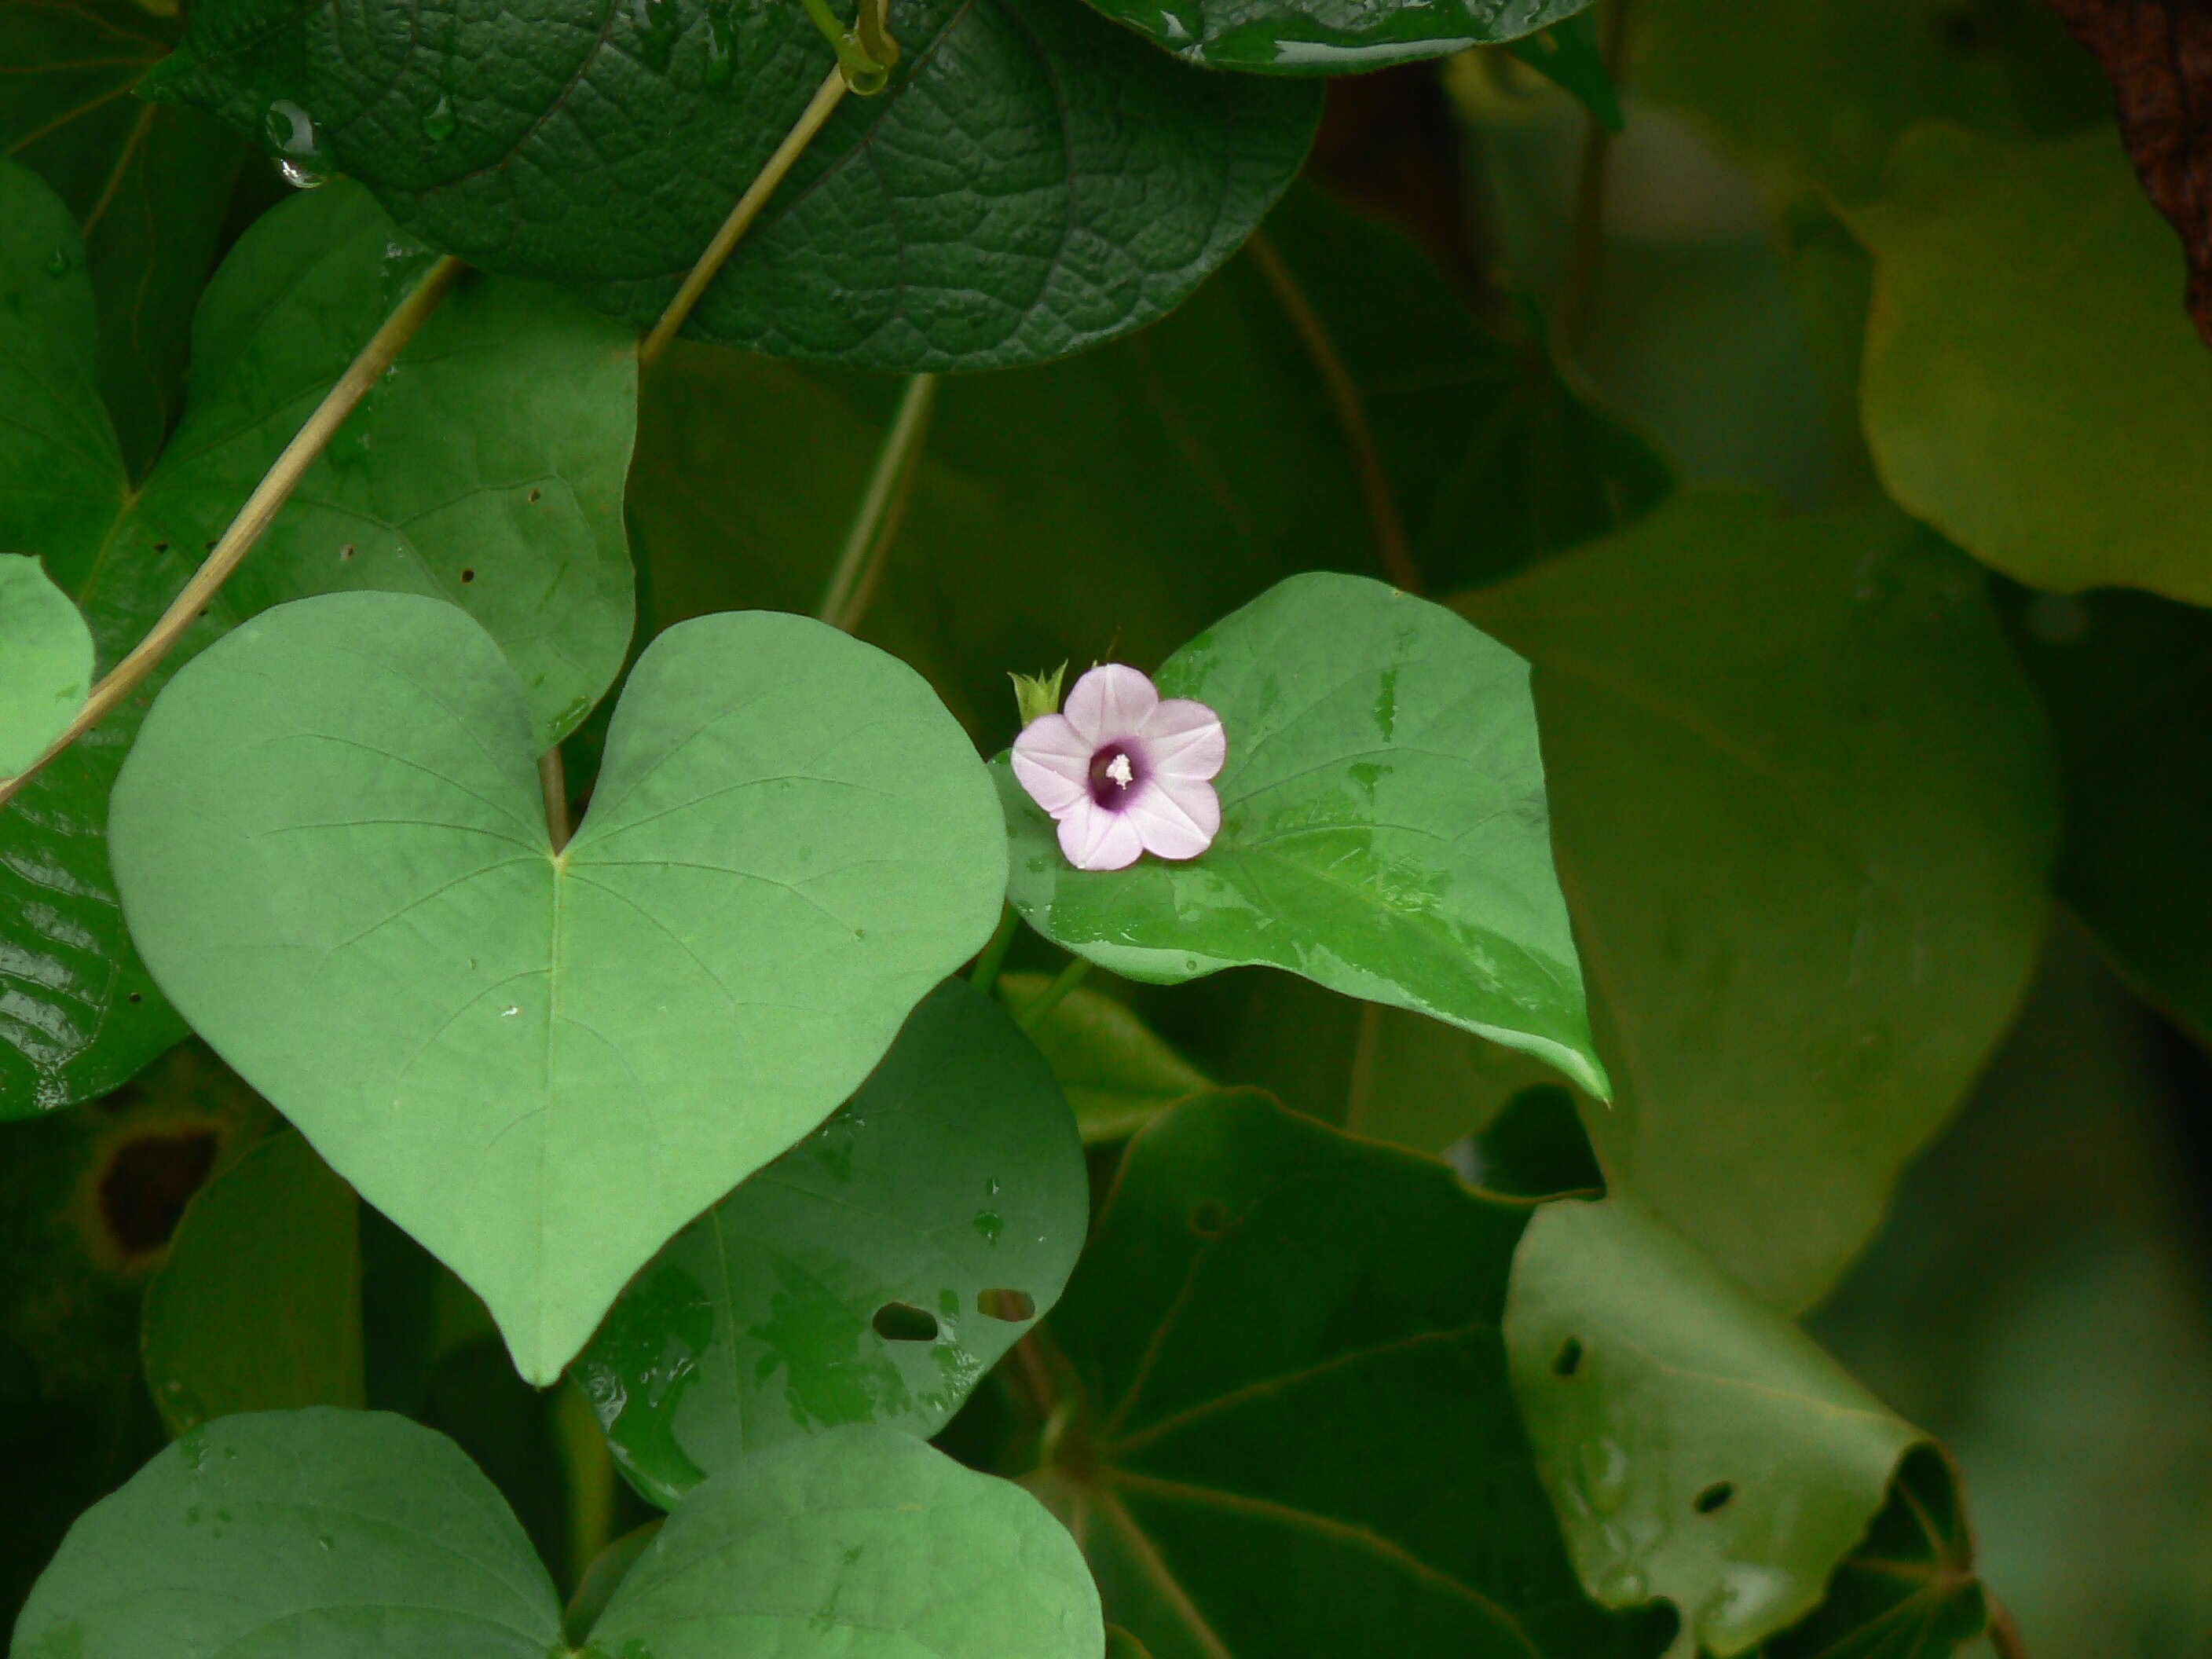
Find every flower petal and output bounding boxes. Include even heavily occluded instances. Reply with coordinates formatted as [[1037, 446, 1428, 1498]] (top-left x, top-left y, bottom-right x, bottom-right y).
[[1058, 798, 1146, 871], [1063, 663, 1158, 748], [1124, 775, 1220, 862], [1011, 712, 1091, 816], [1141, 698, 1226, 782]]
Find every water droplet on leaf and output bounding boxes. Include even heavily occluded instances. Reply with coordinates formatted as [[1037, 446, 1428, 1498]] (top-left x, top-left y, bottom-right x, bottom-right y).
[[423, 93, 457, 143]]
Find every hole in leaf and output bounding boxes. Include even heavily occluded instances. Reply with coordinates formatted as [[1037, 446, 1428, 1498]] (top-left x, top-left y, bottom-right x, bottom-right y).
[[872, 1302, 939, 1342], [1694, 1481, 1734, 1514], [1552, 1338, 1584, 1377], [459, 567, 476, 584], [527, 487, 543, 504], [100, 1131, 218, 1254], [150, 542, 168, 553], [977, 1288, 1035, 1322], [338, 543, 355, 562], [126, 992, 142, 1004], [1189, 1199, 1231, 1237]]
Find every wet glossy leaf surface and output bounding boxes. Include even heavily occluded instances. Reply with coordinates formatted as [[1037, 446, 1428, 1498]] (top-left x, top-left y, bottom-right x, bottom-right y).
[[141, 0, 1320, 372], [13, 1408, 567, 1658], [574, 979, 1087, 1508], [1850, 126, 2212, 607], [1460, 491, 2056, 1310], [0, 0, 246, 474], [0, 166, 637, 1119], [141, 1130, 364, 1435], [1000, 972, 1210, 1142], [1032, 1090, 1672, 1657], [0, 555, 91, 775], [1507, 1192, 1932, 1654], [108, 593, 1007, 1382], [1002, 571, 1606, 1099], [1075, 0, 1586, 72], [580, 1425, 1104, 1657]]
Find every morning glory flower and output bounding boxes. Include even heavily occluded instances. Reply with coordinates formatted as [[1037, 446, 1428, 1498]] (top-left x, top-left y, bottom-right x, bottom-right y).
[[1012, 664, 1225, 872]]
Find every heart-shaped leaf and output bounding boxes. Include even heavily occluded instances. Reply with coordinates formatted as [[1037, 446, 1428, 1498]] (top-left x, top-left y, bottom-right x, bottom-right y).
[[13, 1409, 1102, 1659], [0, 165, 638, 1119], [1507, 1192, 1946, 1654], [1074, 0, 1588, 74], [141, 1130, 365, 1435], [140, 0, 1320, 372], [1000, 571, 1606, 1099], [108, 591, 1008, 1383], [0, 0, 246, 474], [0, 555, 91, 775], [582, 1424, 1104, 1657], [1031, 1089, 1671, 1656], [574, 977, 1088, 1508]]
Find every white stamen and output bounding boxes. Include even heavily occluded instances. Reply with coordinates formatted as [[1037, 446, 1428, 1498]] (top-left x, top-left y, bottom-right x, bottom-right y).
[[1105, 752, 1134, 789]]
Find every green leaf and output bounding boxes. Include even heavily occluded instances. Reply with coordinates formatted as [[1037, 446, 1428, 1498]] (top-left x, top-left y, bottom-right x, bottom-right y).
[[0, 1042, 273, 1619], [0, 555, 91, 775], [1506, 1192, 1955, 1654], [1848, 125, 2212, 608], [1001, 570, 1607, 1100], [12, 1408, 568, 1658], [999, 972, 1210, 1142], [0, 0, 247, 474], [1994, 584, 2212, 1043], [1071, 0, 1587, 71], [1459, 490, 2056, 1310], [1032, 1090, 1672, 1656], [139, 0, 1320, 373], [573, 978, 1088, 1508], [0, 163, 637, 1118], [581, 1425, 1104, 1657], [108, 591, 1008, 1382], [141, 1130, 364, 1435]]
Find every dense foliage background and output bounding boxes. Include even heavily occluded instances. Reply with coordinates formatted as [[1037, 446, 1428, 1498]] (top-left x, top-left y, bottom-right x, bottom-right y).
[[3, 0, 2210, 1654]]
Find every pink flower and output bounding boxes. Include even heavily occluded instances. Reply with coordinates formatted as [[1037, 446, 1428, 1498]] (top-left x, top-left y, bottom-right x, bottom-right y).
[[1012, 664, 1225, 872]]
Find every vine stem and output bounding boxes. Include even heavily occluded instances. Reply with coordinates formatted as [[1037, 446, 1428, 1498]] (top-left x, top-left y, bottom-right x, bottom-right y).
[[539, 748, 572, 851], [0, 253, 467, 813], [1987, 1598, 2027, 1659], [1016, 955, 1091, 1031], [1557, 0, 1632, 352], [639, 66, 849, 368], [816, 371, 939, 632]]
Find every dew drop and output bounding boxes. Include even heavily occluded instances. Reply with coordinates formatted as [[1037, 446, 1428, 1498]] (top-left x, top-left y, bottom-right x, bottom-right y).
[[423, 93, 457, 144], [43, 247, 70, 277], [278, 158, 328, 190], [972, 1210, 1003, 1244], [1597, 1563, 1648, 1604], [1573, 1437, 1630, 1515]]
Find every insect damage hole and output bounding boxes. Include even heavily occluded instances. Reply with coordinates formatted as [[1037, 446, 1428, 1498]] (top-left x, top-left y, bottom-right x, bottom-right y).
[[1694, 1481, 1735, 1514], [977, 1288, 1035, 1322], [872, 1302, 939, 1342], [458, 567, 475, 584], [1552, 1338, 1584, 1377]]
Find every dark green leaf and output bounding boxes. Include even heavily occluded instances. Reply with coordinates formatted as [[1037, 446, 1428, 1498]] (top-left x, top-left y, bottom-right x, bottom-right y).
[[1074, 0, 1588, 74], [573, 979, 1088, 1508], [12, 1408, 568, 1658], [1002, 571, 1608, 1099], [1506, 1192, 1944, 1651], [1000, 971, 1210, 1142], [580, 1425, 1104, 1657], [0, 1044, 273, 1621], [139, 0, 1320, 372], [0, 0, 246, 474], [0, 164, 636, 1118], [1459, 490, 2056, 1310], [108, 592, 1007, 1382], [1848, 125, 2212, 608], [1994, 583, 2212, 1043], [141, 1130, 364, 1434], [1033, 1089, 1673, 1657], [1507, 13, 1622, 130], [0, 555, 91, 774]]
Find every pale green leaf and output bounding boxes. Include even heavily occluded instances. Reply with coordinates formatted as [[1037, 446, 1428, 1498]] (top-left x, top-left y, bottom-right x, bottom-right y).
[[108, 592, 1007, 1382], [0, 555, 91, 775], [999, 972, 1210, 1142], [1002, 571, 1606, 1099]]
